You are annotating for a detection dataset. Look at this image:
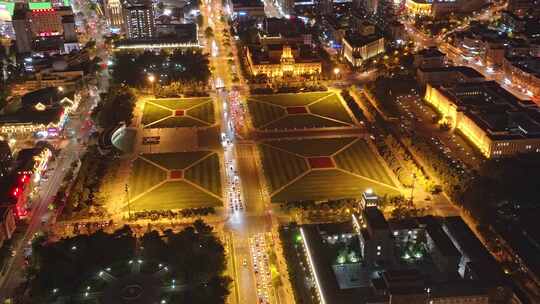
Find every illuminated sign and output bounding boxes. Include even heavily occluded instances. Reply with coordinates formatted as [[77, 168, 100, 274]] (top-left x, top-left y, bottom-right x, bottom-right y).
[[29, 2, 53, 10]]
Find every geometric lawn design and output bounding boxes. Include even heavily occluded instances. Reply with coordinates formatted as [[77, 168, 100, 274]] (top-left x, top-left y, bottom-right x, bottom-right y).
[[127, 151, 222, 211], [141, 97, 215, 129], [258, 137, 401, 203], [248, 91, 356, 131]]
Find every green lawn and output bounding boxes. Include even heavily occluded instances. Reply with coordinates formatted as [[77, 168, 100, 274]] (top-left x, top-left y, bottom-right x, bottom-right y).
[[271, 170, 399, 203], [263, 114, 348, 130], [259, 137, 401, 203], [145, 116, 209, 128], [248, 92, 354, 130], [259, 144, 309, 192], [187, 101, 215, 124], [251, 92, 332, 106], [334, 139, 396, 187], [128, 158, 167, 197], [248, 100, 285, 128], [127, 151, 223, 211], [129, 181, 222, 211], [142, 152, 211, 170], [308, 94, 353, 124], [148, 97, 212, 110], [185, 153, 222, 196], [265, 137, 356, 157], [142, 103, 171, 125]]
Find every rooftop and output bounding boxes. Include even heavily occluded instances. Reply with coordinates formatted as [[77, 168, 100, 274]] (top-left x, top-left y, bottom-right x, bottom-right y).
[[363, 207, 388, 230], [343, 31, 383, 48], [426, 222, 460, 257], [434, 81, 540, 140], [419, 66, 485, 79], [417, 47, 445, 58], [21, 86, 74, 108], [506, 55, 540, 77], [0, 107, 64, 126], [231, 0, 264, 8], [261, 17, 308, 38]]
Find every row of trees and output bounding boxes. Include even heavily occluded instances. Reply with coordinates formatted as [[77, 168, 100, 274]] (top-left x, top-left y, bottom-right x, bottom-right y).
[[131, 207, 216, 221], [60, 145, 117, 218], [92, 85, 136, 129], [29, 220, 230, 303]]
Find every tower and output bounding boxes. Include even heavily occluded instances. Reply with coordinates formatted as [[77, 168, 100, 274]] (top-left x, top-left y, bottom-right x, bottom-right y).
[[280, 45, 295, 76]]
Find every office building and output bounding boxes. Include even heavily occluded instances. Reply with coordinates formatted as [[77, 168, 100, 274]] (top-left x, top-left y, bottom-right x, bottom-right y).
[[424, 81, 540, 158], [358, 207, 395, 266], [405, 0, 486, 18], [413, 47, 446, 69], [417, 66, 485, 86], [245, 44, 321, 78], [122, 0, 155, 39], [342, 21, 385, 67], [104, 0, 124, 31], [502, 55, 540, 99]]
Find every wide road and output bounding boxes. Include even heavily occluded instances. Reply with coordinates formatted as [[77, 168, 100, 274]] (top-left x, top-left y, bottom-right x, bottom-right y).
[[202, 0, 293, 303]]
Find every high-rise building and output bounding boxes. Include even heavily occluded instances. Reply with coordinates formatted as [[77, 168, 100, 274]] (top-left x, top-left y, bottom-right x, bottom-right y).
[[104, 0, 124, 31], [61, 14, 76, 42], [317, 0, 333, 15], [12, 8, 32, 53], [122, 0, 155, 39], [12, 4, 75, 53]]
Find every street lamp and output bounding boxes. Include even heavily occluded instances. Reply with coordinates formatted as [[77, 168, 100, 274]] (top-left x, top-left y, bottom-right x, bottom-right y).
[[333, 67, 340, 79], [147, 74, 156, 96]]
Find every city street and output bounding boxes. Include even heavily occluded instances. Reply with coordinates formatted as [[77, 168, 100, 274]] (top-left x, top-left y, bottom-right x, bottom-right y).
[[0, 0, 109, 299], [201, 0, 294, 303]]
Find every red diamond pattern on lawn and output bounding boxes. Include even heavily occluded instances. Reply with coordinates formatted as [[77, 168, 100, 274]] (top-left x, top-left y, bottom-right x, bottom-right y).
[[170, 170, 183, 179], [286, 106, 308, 114], [308, 157, 334, 169], [175, 110, 185, 116]]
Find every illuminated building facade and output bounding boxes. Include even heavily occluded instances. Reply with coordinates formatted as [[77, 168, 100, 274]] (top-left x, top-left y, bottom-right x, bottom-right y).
[[417, 66, 485, 86], [12, 4, 75, 53], [104, 0, 124, 31], [342, 22, 385, 67], [0, 207, 16, 247], [0, 146, 53, 219], [424, 81, 540, 158], [122, 0, 155, 39], [502, 55, 540, 99], [405, 0, 486, 18], [0, 87, 80, 137], [246, 44, 321, 78]]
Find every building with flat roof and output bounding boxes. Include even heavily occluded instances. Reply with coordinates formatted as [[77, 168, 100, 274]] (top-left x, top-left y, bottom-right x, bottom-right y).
[[414, 47, 446, 69], [258, 17, 312, 47], [417, 66, 485, 86], [358, 207, 395, 267], [122, 0, 155, 40], [424, 81, 540, 158], [405, 0, 486, 18], [297, 214, 503, 304], [229, 0, 265, 20], [425, 222, 461, 277], [342, 22, 385, 67], [502, 55, 540, 99]]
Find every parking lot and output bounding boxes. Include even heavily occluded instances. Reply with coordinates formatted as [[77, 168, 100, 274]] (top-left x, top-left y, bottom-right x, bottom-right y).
[[395, 93, 484, 170]]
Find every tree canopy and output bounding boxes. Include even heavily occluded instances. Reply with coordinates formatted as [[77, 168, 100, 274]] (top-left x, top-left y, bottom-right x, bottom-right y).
[[28, 220, 230, 303], [111, 50, 211, 88]]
